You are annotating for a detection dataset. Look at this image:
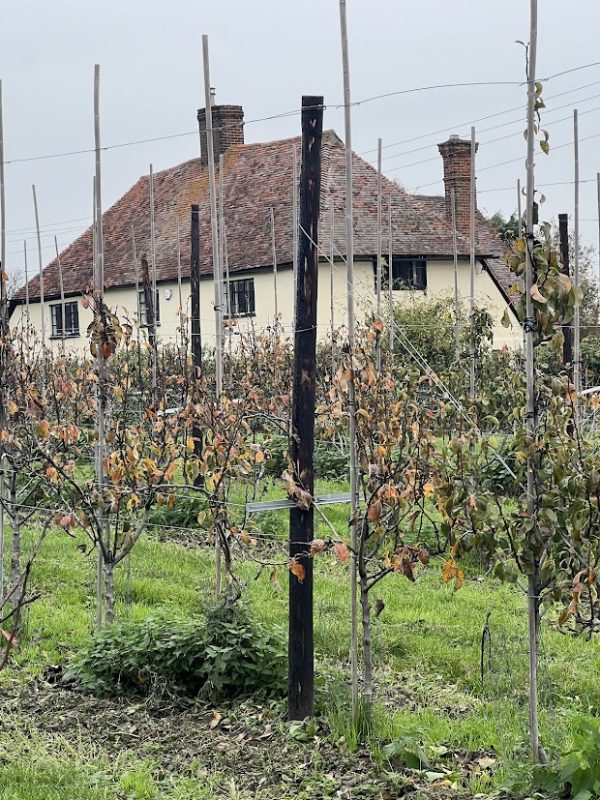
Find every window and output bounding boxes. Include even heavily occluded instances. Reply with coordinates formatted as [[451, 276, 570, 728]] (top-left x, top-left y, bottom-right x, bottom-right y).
[[377, 258, 427, 291], [138, 289, 161, 327], [227, 278, 255, 318], [50, 301, 80, 337]]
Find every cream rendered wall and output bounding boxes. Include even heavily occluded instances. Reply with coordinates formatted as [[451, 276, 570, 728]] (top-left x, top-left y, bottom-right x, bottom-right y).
[[10, 256, 521, 355]]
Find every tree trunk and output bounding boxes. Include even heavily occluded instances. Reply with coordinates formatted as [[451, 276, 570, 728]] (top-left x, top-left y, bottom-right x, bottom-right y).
[[104, 558, 115, 624], [360, 576, 374, 719], [8, 473, 20, 592]]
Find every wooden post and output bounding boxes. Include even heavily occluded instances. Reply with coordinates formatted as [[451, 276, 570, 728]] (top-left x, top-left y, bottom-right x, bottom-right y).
[[201, 35, 223, 399], [375, 137, 382, 372], [451, 187, 460, 360], [388, 196, 393, 353], [176, 215, 185, 359], [469, 125, 476, 400], [141, 255, 156, 347], [559, 214, 573, 386], [339, 0, 359, 718], [288, 94, 323, 721], [190, 204, 202, 373], [573, 110, 581, 398]]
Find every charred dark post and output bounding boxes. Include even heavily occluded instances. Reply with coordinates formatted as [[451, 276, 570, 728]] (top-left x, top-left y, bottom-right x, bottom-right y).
[[559, 213, 574, 434], [559, 214, 573, 377], [288, 95, 323, 720], [190, 204, 202, 374], [141, 255, 156, 349]]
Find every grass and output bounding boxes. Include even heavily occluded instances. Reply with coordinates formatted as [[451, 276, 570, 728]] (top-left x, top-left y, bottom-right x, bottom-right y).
[[3, 486, 600, 798]]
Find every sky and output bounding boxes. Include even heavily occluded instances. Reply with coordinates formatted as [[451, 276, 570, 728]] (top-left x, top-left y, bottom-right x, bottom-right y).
[[2, 0, 600, 284]]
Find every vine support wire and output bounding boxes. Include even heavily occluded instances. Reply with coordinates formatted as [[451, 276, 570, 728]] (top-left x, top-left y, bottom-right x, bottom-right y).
[[339, 0, 359, 719], [450, 187, 460, 359], [573, 109, 581, 400], [201, 35, 222, 597], [469, 125, 476, 400], [375, 137, 382, 373]]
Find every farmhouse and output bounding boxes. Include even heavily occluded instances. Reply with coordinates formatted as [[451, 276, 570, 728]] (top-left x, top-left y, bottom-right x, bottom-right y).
[[11, 101, 521, 350]]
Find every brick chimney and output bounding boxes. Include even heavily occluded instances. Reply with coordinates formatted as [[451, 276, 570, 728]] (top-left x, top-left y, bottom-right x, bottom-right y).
[[197, 94, 244, 166], [437, 135, 478, 236]]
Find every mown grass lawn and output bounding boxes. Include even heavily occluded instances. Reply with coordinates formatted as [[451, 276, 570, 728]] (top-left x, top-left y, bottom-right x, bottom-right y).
[[2, 482, 600, 798]]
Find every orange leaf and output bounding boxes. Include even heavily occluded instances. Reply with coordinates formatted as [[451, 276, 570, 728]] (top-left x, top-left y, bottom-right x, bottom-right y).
[[333, 542, 350, 564], [289, 558, 305, 583]]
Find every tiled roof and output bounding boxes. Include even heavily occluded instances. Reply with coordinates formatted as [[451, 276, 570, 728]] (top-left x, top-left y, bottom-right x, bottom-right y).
[[14, 130, 510, 302]]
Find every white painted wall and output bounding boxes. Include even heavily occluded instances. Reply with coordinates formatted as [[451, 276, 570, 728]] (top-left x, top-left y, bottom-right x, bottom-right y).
[[10, 256, 522, 355]]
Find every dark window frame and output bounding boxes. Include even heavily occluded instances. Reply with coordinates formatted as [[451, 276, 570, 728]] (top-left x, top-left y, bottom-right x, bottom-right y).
[[376, 257, 427, 291], [50, 301, 80, 338], [226, 278, 256, 318]]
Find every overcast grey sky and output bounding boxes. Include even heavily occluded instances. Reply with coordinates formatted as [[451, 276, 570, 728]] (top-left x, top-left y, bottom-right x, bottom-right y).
[[2, 0, 600, 281]]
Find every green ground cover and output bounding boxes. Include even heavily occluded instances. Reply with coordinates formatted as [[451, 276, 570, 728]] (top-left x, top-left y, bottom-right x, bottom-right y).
[[1, 482, 599, 798]]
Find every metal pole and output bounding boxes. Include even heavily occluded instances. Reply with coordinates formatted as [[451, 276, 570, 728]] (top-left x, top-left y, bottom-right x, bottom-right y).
[[375, 138, 382, 372], [596, 172, 600, 287], [54, 236, 66, 354], [201, 35, 223, 399], [32, 185, 46, 354], [451, 188, 460, 359], [469, 126, 476, 400], [573, 109, 581, 399], [330, 201, 335, 373], [388, 196, 393, 353], [149, 164, 159, 401], [292, 144, 299, 332], [339, 0, 359, 719], [524, 1, 542, 763], [270, 207, 279, 326]]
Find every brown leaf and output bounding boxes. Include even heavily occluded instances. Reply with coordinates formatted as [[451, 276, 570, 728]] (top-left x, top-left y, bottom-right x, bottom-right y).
[[333, 542, 350, 564], [289, 559, 306, 583]]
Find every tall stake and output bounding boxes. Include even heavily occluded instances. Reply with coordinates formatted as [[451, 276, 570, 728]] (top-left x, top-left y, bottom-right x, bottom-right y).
[[54, 236, 66, 354], [330, 202, 335, 373], [32, 185, 46, 355], [0, 79, 6, 306], [149, 164, 159, 402], [524, 1, 543, 763], [288, 95, 323, 721], [596, 172, 600, 286], [270, 207, 279, 326], [201, 35, 223, 399], [292, 144, 299, 332], [176, 215, 184, 358], [573, 110, 581, 398], [375, 138, 382, 372], [469, 125, 476, 400], [388, 197, 393, 353], [517, 178, 523, 237], [23, 240, 30, 329], [339, 0, 359, 718], [94, 64, 110, 625], [451, 188, 460, 359], [190, 204, 202, 373]]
